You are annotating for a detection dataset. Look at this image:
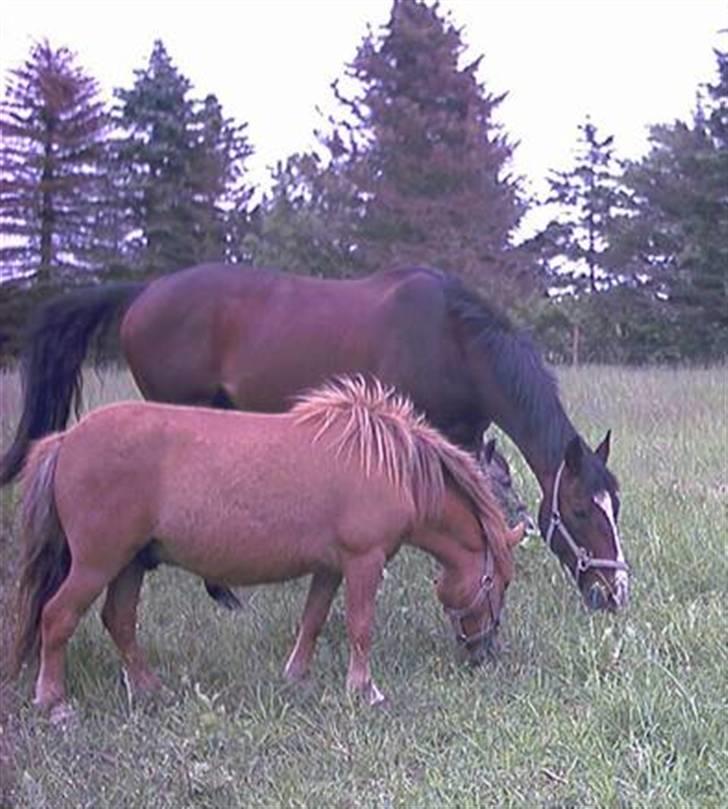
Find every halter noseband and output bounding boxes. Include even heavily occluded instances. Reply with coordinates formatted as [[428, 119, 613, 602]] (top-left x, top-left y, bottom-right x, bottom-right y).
[[545, 461, 629, 585], [445, 545, 500, 646]]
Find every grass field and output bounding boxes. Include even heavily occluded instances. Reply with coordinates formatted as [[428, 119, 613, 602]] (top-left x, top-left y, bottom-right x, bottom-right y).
[[0, 365, 726, 808]]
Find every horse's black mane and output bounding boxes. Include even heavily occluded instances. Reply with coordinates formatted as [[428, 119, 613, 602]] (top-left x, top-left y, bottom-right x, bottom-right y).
[[442, 274, 617, 492]]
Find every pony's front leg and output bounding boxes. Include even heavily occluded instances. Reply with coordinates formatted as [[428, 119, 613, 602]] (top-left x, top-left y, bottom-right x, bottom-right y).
[[342, 550, 387, 706], [284, 569, 342, 682], [101, 559, 160, 698]]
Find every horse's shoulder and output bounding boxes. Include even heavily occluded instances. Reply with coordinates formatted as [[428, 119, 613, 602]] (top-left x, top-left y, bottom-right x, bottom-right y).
[[370, 267, 449, 316]]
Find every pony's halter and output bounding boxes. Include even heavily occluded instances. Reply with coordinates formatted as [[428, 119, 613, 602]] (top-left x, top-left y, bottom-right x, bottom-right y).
[[545, 461, 629, 586], [445, 546, 500, 646]]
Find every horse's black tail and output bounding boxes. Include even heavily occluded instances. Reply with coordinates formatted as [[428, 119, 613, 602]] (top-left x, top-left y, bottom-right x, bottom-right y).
[[0, 283, 146, 486]]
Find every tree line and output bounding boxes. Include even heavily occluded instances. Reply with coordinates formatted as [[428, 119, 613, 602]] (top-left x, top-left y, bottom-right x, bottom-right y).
[[0, 0, 725, 364]]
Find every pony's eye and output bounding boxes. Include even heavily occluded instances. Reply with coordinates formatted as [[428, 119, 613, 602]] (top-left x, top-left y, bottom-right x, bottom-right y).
[[573, 509, 589, 521]]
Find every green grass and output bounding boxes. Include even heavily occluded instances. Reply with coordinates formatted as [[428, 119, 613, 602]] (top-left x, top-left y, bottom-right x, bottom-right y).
[[0, 365, 726, 808]]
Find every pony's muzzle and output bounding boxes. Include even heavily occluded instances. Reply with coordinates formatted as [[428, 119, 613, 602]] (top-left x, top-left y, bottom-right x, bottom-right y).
[[458, 629, 500, 667]]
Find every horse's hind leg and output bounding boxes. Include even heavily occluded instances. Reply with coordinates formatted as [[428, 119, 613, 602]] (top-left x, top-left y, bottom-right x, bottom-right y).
[[34, 565, 109, 713], [101, 559, 160, 696], [284, 569, 342, 682]]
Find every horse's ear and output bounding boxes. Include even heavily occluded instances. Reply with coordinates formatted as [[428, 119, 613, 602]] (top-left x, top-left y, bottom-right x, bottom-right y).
[[506, 522, 526, 548], [595, 430, 611, 464], [482, 437, 496, 464], [564, 436, 583, 475]]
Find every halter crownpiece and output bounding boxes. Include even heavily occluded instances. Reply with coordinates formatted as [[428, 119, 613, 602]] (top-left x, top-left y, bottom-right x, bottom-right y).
[[545, 461, 629, 586]]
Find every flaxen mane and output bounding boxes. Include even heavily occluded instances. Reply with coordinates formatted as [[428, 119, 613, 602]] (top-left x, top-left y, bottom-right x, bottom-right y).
[[293, 376, 514, 579]]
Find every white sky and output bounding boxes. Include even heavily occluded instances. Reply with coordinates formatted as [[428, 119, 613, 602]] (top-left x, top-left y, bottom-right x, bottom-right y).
[[1, 0, 725, 207]]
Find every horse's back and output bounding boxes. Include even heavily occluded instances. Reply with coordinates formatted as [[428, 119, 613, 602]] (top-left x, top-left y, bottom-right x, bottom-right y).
[[120, 264, 460, 414]]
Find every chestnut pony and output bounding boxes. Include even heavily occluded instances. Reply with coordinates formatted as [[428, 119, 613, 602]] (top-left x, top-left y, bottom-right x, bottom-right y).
[[14, 377, 524, 717], [2, 264, 627, 609]]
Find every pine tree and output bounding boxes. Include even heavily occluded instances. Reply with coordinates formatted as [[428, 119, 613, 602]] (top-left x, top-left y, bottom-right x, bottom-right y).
[[0, 40, 110, 284], [244, 151, 363, 277], [112, 40, 254, 275], [538, 117, 624, 296], [320, 0, 527, 302], [610, 48, 728, 360]]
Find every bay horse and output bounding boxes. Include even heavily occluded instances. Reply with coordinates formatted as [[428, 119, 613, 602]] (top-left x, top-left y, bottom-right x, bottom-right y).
[[13, 377, 524, 718], [2, 264, 628, 609]]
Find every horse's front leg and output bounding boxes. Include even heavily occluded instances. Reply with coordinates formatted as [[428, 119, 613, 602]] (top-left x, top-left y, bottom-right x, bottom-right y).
[[101, 559, 161, 698], [284, 568, 342, 682], [342, 550, 387, 706]]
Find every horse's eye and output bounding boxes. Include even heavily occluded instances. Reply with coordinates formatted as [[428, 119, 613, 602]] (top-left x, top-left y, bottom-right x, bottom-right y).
[[573, 509, 589, 521]]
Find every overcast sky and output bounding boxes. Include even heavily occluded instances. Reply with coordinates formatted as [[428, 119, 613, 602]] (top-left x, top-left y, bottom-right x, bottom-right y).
[[1, 0, 725, 204]]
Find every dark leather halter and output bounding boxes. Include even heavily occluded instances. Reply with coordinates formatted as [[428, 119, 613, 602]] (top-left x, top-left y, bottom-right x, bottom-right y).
[[444, 544, 500, 646], [545, 461, 629, 585]]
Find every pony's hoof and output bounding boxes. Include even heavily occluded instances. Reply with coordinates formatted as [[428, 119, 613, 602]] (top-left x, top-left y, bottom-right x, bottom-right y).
[[367, 682, 388, 708]]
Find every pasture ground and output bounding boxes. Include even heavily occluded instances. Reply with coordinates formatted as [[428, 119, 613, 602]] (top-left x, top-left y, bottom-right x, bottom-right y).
[[0, 365, 726, 808]]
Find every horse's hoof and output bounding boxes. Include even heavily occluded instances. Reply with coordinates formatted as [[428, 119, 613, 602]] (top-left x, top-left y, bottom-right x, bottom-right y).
[[48, 701, 77, 727], [283, 659, 309, 684]]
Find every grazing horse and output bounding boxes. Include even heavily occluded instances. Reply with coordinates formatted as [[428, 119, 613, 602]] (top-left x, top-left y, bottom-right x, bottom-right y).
[[13, 377, 524, 717], [2, 264, 627, 609]]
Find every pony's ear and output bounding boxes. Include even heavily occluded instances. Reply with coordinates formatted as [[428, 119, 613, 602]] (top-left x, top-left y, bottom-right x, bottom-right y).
[[482, 437, 497, 464], [564, 436, 583, 475], [595, 430, 611, 464], [506, 522, 526, 548]]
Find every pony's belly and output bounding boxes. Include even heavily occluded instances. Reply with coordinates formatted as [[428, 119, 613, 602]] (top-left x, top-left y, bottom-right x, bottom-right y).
[[151, 522, 338, 586]]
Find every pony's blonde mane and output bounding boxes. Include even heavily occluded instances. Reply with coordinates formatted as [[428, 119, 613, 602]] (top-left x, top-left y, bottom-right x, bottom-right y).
[[292, 376, 514, 579]]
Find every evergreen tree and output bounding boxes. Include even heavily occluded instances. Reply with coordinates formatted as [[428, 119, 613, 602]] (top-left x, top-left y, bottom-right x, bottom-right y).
[[538, 117, 624, 296], [317, 0, 527, 302], [244, 151, 362, 277], [610, 48, 728, 360], [0, 40, 110, 283], [112, 40, 254, 275]]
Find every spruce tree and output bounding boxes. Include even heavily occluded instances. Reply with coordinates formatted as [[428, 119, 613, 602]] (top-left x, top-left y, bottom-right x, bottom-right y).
[[0, 40, 110, 283], [112, 40, 253, 275], [538, 117, 624, 296], [610, 48, 728, 360], [321, 0, 527, 302]]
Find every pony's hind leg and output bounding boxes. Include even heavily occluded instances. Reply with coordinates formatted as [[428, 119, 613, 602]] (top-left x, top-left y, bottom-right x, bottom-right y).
[[34, 565, 109, 713], [284, 569, 342, 682], [101, 559, 160, 697]]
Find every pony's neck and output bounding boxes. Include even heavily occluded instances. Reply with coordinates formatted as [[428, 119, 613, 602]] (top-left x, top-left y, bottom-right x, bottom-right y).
[[409, 492, 482, 588]]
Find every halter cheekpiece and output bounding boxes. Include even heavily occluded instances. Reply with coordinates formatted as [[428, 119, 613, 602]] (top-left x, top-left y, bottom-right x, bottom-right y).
[[545, 461, 629, 585], [445, 543, 499, 646]]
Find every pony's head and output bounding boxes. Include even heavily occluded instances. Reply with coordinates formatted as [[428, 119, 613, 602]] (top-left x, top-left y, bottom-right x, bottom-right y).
[[436, 521, 525, 666], [538, 431, 629, 611]]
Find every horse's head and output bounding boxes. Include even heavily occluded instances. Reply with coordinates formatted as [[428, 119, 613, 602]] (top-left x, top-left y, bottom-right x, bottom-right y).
[[479, 436, 535, 531], [436, 522, 525, 666], [538, 431, 629, 611]]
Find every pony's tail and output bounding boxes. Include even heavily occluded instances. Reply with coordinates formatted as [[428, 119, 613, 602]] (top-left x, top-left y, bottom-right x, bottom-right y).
[[13, 434, 69, 675], [0, 282, 145, 486]]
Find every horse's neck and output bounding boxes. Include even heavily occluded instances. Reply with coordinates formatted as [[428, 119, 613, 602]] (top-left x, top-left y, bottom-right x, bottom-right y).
[[483, 392, 577, 494]]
